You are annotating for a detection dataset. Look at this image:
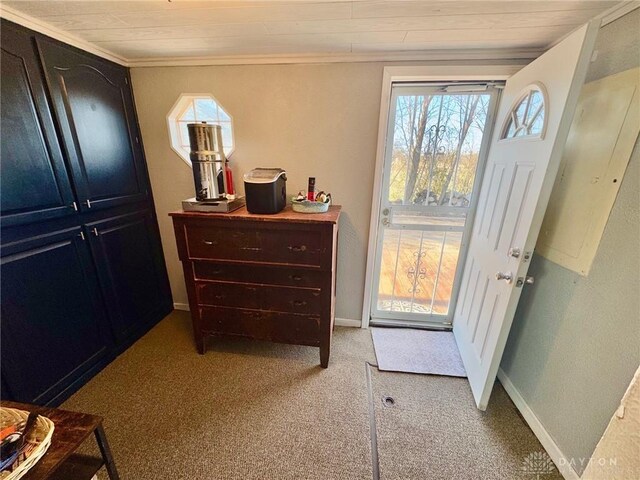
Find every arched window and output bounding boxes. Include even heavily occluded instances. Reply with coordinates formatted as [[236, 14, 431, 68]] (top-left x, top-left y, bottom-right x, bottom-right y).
[[501, 84, 547, 139]]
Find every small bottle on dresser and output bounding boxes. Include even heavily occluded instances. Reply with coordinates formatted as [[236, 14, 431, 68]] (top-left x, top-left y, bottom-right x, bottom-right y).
[[307, 177, 316, 201]]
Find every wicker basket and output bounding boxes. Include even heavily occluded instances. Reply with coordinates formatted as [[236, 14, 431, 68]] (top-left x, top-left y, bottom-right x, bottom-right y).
[[0, 408, 54, 480]]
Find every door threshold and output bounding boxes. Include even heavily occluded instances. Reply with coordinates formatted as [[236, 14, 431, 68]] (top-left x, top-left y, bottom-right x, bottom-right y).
[[370, 318, 452, 331]]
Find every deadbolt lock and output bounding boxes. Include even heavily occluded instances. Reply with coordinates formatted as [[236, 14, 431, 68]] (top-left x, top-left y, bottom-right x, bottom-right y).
[[516, 276, 535, 287]]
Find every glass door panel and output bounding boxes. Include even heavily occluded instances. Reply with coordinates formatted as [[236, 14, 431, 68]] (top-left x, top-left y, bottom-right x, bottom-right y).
[[371, 84, 500, 326]]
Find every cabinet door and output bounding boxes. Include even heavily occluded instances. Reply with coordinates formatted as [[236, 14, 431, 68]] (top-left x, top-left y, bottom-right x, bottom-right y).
[[85, 210, 171, 342], [0, 228, 111, 404], [0, 22, 77, 226], [37, 38, 149, 212]]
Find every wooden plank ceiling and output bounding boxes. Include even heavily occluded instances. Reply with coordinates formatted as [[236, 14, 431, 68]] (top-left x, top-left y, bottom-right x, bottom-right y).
[[3, 1, 618, 61]]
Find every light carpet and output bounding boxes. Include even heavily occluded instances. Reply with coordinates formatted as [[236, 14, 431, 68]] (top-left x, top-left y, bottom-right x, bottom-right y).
[[370, 367, 563, 479], [61, 311, 558, 479]]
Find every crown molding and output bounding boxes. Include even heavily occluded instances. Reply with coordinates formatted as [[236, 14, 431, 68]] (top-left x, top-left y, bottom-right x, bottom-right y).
[[600, 0, 640, 25], [127, 48, 541, 68], [0, 4, 128, 66], [546, 1, 638, 50]]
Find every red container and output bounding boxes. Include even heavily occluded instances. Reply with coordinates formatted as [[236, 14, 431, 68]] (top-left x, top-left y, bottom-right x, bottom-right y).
[[225, 163, 235, 195]]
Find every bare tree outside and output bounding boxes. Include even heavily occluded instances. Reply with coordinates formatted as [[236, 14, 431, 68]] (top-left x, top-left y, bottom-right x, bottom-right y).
[[388, 93, 489, 206], [376, 91, 493, 317]]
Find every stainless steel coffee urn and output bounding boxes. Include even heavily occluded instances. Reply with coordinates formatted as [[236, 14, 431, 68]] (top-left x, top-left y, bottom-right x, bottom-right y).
[[187, 122, 228, 201]]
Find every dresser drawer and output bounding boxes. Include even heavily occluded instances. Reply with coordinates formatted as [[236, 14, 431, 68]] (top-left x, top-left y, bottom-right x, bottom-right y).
[[194, 263, 324, 288], [185, 223, 323, 267], [185, 225, 259, 260], [199, 306, 320, 346], [260, 229, 322, 267], [196, 281, 322, 315]]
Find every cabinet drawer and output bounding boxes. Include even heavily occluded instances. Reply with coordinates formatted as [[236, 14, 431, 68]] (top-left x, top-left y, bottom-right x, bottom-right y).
[[196, 281, 322, 315], [194, 263, 324, 288], [199, 306, 320, 346], [185, 224, 323, 267]]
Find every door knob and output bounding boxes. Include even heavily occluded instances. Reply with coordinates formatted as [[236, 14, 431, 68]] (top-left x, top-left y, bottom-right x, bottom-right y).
[[495, 271, 513, 283], [382, 218, 390, 226], [382, 208, 390, 216]]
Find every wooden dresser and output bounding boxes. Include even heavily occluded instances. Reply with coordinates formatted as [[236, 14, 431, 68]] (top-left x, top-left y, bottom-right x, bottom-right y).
[[170, 206, 341, 367]]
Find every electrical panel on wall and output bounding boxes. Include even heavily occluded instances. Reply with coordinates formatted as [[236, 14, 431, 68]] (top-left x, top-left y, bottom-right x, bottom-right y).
[[536, 67, 640, 275]]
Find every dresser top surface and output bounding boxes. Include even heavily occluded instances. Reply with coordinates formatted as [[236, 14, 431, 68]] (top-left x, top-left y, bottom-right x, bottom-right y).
[[170, 205, 341, 224]]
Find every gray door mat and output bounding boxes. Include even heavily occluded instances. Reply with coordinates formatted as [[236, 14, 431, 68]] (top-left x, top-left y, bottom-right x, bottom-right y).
[[371, 327, 466, 377]]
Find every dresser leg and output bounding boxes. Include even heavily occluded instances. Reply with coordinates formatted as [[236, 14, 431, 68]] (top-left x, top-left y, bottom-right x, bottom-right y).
[[197, 335, 207, 354], [320, 345, 330, 368]]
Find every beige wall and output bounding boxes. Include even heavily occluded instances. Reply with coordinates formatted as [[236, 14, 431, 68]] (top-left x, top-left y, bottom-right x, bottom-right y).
[[131, 62, 383, 320], [130, 60, 522, 320]]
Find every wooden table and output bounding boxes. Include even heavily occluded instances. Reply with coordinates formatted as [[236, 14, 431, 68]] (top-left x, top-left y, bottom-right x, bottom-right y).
[[1, 402, 119, 480]]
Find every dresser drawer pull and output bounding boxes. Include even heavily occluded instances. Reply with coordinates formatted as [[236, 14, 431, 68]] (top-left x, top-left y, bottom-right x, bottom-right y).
[[290, 275, 303, 281], [214, 294, 225, 300], [240, 247, 262, 251], [241, 310, 261, 318], [202, 240, 218, 246], [288, 245, 307, 252], [209, 268, 223, 274], [291, 300, 307, 307]]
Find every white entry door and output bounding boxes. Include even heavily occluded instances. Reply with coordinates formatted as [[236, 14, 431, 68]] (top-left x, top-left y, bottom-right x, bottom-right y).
[[453, 22, 600, 410]]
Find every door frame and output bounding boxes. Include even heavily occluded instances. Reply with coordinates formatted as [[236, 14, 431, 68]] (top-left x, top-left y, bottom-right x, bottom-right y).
[[361, 65, 523, 328], [370, 83, 502, 329]]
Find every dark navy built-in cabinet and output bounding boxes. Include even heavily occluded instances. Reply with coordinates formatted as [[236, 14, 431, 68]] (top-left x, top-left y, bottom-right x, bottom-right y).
[[0, 20, 173, 405]]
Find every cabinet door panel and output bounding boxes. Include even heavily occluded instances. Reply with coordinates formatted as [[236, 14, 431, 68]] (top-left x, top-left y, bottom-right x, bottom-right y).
[[37, 38, 148, 211], [86, 211, 169, 342], [0, 228, 110, 404], [0, 23, 76, 226], [64, 70, 140, 199]]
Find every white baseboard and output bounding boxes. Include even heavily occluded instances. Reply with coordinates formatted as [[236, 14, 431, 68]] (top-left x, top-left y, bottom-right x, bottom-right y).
[[497, 368, 579, 480], [335, 317, 362, 328], [174, 304, 361, 328]]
